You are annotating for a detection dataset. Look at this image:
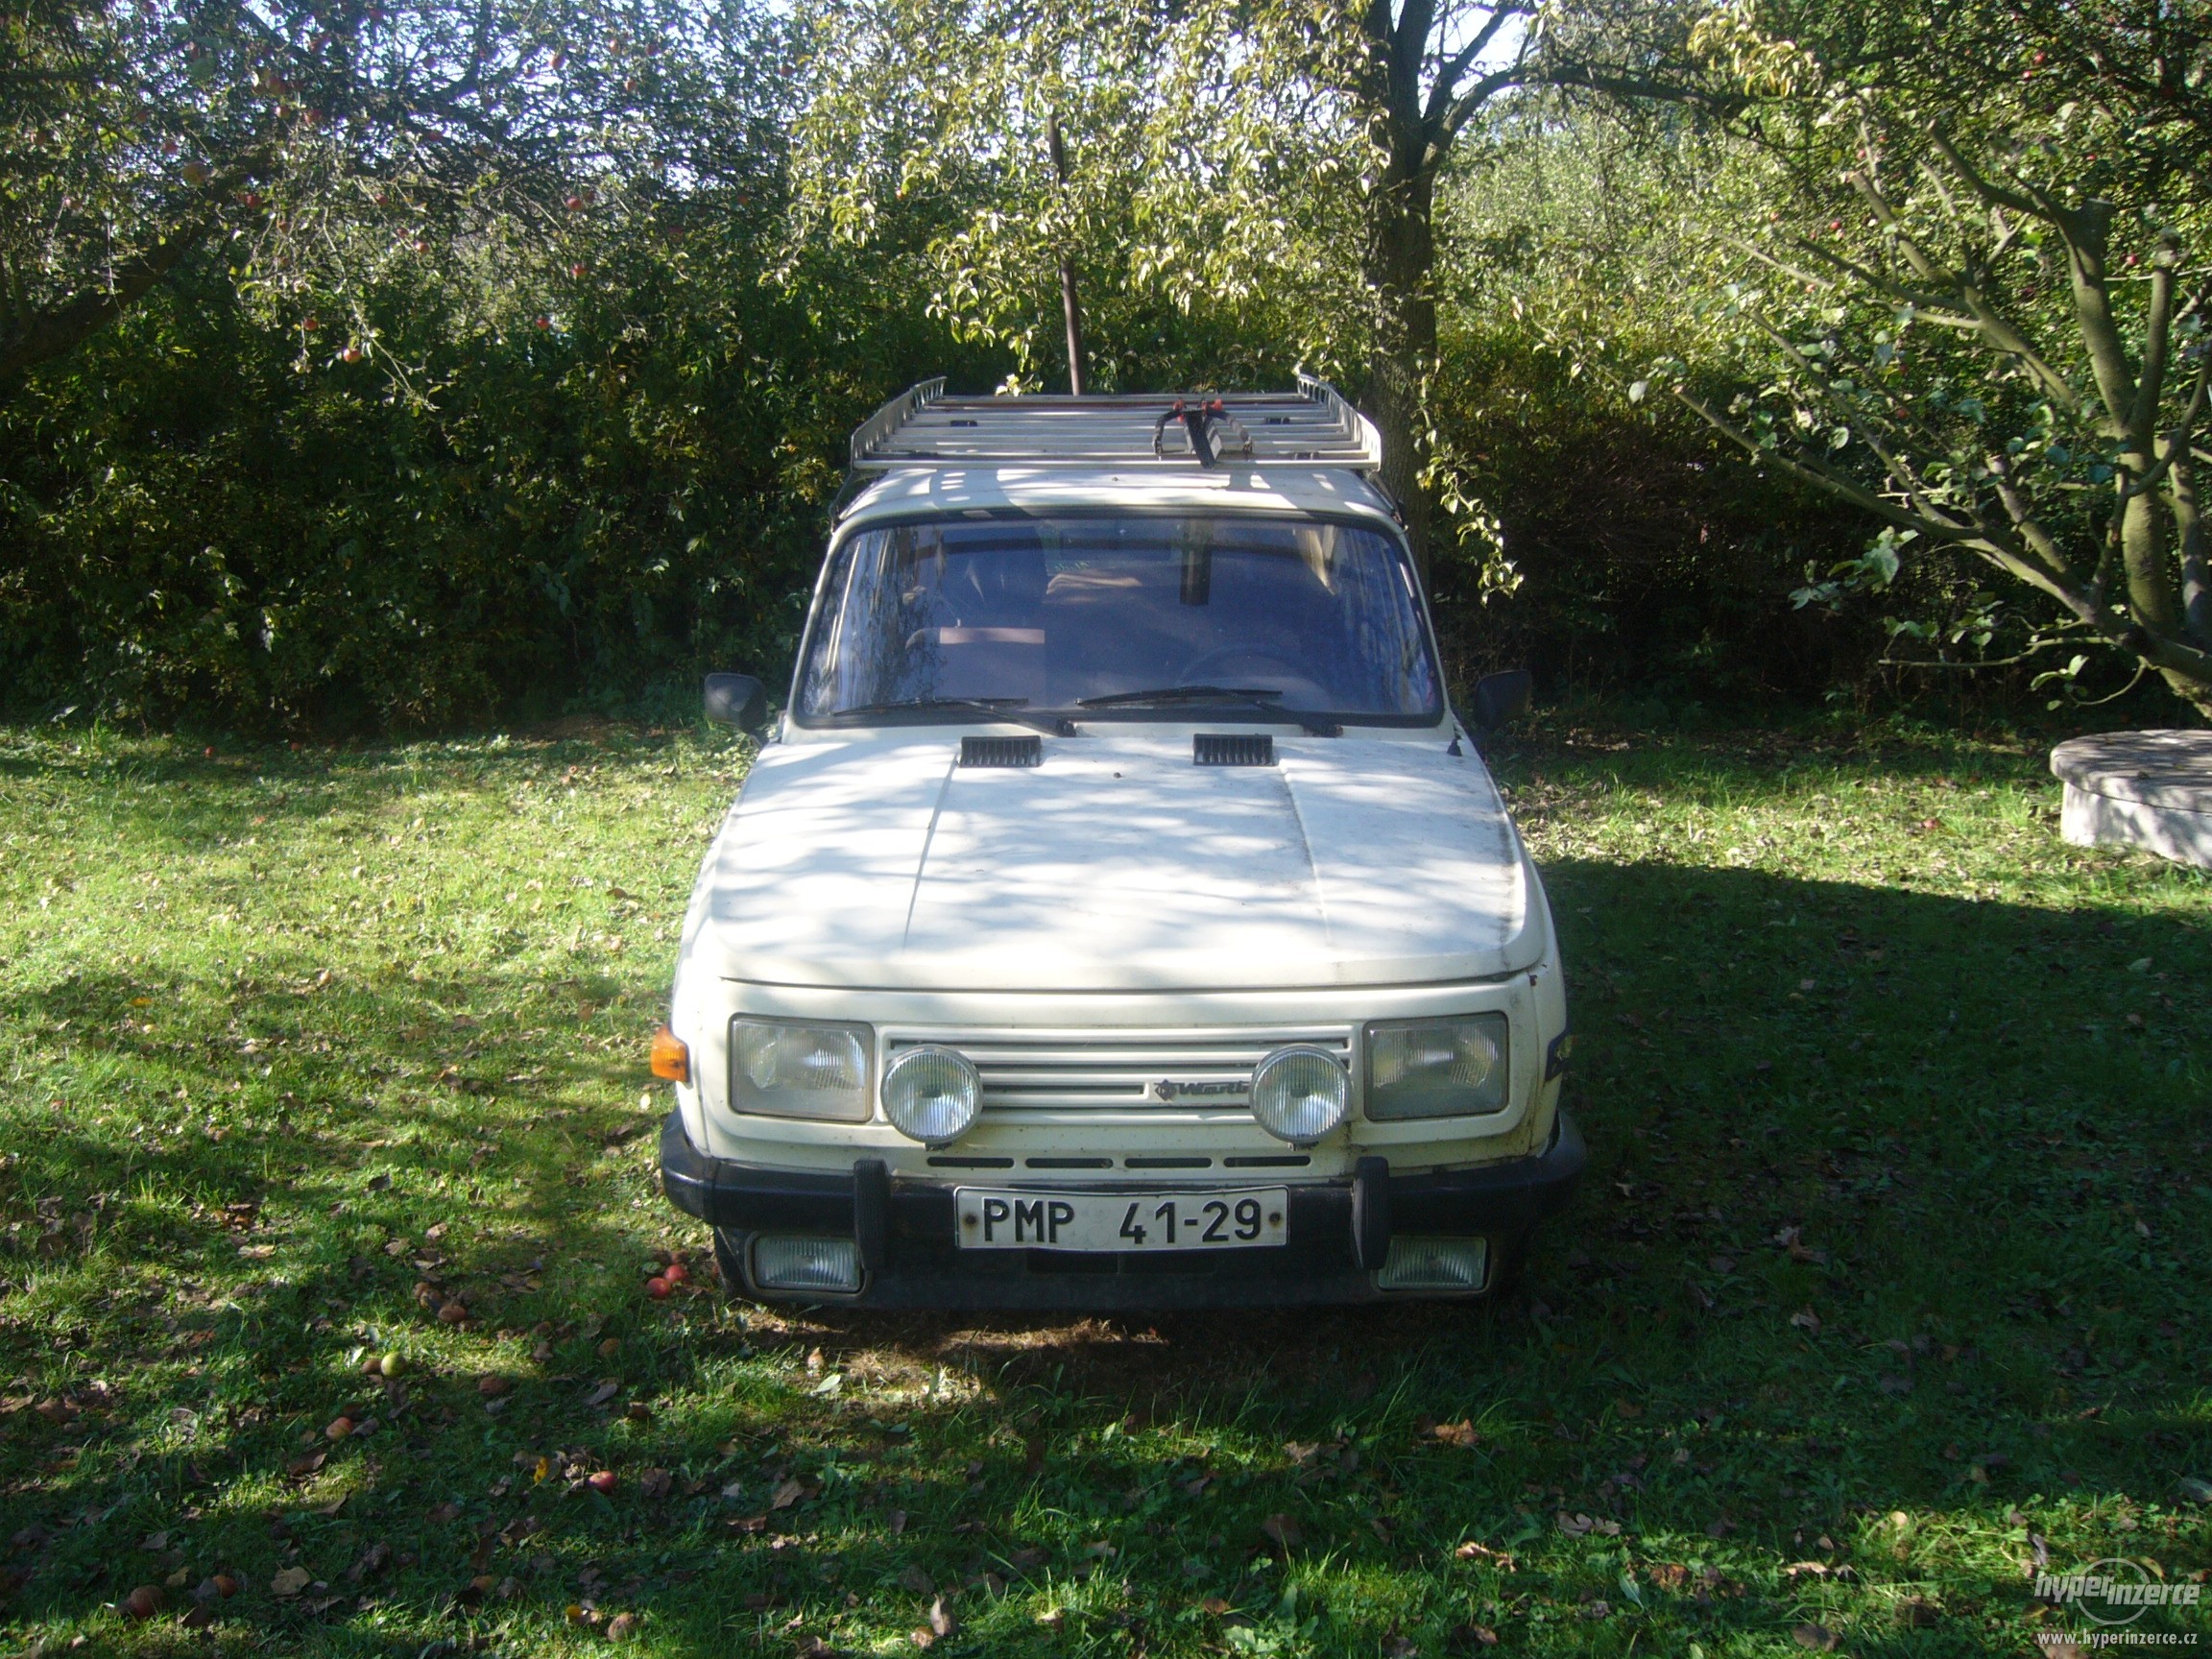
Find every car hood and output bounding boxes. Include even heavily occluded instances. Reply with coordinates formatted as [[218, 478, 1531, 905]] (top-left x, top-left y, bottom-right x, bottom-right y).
[[682, 731, 1543, 992]]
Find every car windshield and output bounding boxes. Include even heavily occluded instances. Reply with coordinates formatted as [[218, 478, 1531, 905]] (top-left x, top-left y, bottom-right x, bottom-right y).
[[795, 515, 1441, 723]]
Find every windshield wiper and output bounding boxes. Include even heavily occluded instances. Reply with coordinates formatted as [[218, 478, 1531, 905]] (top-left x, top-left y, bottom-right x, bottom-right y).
[[830, 697, 1074, 736], [1075, 685, 1340, 736]]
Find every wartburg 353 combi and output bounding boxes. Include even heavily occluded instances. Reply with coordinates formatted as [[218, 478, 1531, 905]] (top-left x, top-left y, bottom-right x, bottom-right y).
[[651, 378, 1583, 1307]]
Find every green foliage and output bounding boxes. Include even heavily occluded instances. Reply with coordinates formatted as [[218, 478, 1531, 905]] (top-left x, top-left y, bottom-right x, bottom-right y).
[[0, 201, 982, 732], [0, 716, 2204, 1652], [15, 0, 2212, 730], [788, 0, 1365, 391], [1617, 1, 2212, 714]]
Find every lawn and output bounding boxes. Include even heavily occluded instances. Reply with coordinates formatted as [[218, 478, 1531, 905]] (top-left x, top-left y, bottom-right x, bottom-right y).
[[0, 712, 2206, 1657]]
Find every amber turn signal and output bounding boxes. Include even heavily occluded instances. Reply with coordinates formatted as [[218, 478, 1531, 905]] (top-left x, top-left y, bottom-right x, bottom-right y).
[[650, 1025, 690, 1083]]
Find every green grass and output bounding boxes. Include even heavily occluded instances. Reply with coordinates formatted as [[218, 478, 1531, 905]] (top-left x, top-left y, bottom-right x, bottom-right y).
[[0, 712, 2206, 1657]]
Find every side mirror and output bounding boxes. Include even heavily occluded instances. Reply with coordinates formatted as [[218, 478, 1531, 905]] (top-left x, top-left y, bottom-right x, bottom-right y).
[[1470, 669, 1532, 732], [704, 673, 768, 735]]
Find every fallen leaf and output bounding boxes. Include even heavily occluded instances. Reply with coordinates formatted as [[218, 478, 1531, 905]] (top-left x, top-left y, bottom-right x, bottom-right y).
[[1793, 1623, 1839, 1651], [271, 1566, 311, 1599], [1385, 1637, 1419, 1657], [1200, 1596, 1233, 1615], [1453, 1540, 1515, 1570], [1451, 1624, 1500, 1647], [898, 1566, 932, 1595], [637, 1467, 672, 1500], [770, 1478, 805, 1510], [928, 1596, 957, 1638], [607, 1611, 639, 1641], [1790, 1309, 1821, 1334], [1431, 1419, 1480, 1449], [1260, 1513, 1302, 1551]]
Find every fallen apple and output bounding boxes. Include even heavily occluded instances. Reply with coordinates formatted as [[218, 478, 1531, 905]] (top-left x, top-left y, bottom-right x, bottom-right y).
[[587, 1470, 618, 1495], [661, 1262, 687, 1286], [122, 1583, 166, 1620], [644, 1277, 671, 1299], [379, 1352, 409, 1378], [325, 1415, 355, 1441]]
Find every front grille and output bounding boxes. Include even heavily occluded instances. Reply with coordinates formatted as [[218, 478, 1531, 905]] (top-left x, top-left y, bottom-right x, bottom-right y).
[[883, 1025, 1353, 1114]]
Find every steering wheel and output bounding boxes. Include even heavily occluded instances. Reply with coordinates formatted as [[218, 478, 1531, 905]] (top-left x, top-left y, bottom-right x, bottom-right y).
[[1174, 644, 1311, 688]]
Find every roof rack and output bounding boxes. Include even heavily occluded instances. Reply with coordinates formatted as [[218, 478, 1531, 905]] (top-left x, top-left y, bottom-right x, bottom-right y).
[[848, 373, 1383, 472]]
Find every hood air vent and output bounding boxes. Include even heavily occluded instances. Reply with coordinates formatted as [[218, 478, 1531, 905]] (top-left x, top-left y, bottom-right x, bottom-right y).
[[959, 734, 1042, 768], [1194, 733, 1275, 767]]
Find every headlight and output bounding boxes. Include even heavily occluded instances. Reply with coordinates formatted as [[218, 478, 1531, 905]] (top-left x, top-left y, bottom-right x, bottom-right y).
[[881, 1046, 982, 1145], [730, 1018, 873, 1122], [1248, 1045, 1349, 1144], [1363, 1014, 1509, 1119]]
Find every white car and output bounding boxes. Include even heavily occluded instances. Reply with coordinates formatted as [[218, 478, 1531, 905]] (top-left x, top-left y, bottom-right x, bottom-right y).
[[652, 378, 1582, 1307]]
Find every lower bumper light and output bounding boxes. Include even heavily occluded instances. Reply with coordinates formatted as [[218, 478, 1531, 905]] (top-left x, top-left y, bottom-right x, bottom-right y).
[[1375, 1236, 1489, 1292], [751, 1236, 862, 1294]]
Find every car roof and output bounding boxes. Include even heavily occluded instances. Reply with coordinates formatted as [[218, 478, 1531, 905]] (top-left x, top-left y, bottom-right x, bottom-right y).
[[836, 465, 1404, 537]]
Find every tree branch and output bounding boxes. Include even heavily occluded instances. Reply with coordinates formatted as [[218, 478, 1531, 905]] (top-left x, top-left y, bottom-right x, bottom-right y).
[[0, 214, 214, 385]]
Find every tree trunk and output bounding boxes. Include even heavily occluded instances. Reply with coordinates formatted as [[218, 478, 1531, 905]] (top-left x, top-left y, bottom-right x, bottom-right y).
[[2121, 467, 2184, 637], [2171, 445, 2212, 649], [1362, 148, 1438, 589], [1046, 114, 1086, 396]]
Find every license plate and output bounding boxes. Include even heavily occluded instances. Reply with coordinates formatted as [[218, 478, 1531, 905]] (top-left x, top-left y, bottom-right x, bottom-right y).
[[954, 1187, 1289, 1252]]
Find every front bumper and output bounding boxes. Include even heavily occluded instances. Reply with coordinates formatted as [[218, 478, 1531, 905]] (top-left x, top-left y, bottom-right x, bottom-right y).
[[659, 1108, 1586, 1309]]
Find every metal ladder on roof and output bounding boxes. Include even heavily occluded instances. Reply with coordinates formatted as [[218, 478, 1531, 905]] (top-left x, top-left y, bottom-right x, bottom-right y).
[[848, 373, 1384, 472]]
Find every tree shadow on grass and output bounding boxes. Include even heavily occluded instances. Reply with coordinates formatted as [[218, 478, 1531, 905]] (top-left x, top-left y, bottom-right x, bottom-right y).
[[746, 859, 2211, 1654]]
